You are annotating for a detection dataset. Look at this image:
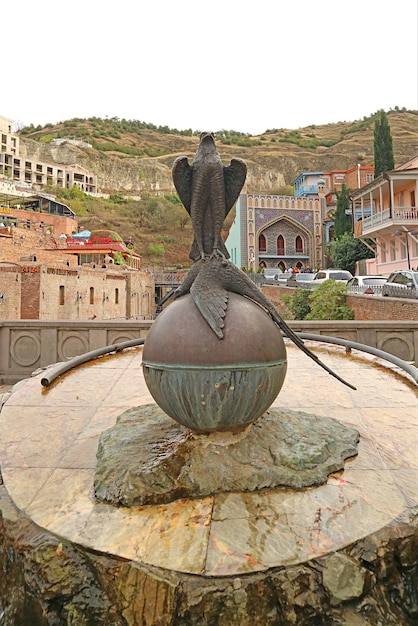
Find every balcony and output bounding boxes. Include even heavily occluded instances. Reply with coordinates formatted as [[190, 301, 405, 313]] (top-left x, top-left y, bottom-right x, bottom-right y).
[[294, 184, 319, 197], [358, 206, 418, 238]]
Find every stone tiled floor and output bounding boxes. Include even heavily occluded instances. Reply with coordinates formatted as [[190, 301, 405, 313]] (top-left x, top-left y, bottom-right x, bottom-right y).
[[0, 343, 416, 577]]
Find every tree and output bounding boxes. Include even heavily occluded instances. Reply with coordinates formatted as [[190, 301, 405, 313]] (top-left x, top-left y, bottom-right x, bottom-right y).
[[373, 110, 394, 177], [330, 232, 375, 275], [334, 184, 352, 238]]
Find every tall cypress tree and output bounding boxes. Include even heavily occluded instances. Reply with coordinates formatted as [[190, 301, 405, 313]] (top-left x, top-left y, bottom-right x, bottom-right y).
[[373, 110, 395, 177], [334, 184, 352, 238]]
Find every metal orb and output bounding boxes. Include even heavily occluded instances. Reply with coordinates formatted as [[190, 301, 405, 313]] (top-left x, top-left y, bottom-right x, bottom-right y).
[[142, 292, 287, 433]]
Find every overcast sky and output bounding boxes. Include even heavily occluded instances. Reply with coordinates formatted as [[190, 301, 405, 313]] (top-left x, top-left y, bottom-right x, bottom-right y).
[[4, 0, 417, 135]]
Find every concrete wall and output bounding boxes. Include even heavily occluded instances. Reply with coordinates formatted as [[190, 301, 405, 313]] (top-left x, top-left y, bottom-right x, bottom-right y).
[[262, 285, 418, 365], [0, 319, 152, 385], [1, 316, 417, 386]]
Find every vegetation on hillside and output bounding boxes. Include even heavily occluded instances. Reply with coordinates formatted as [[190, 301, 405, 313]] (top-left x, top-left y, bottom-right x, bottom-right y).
[[49, 185, 195, 268], [25, 107, 417, 267], [19, 108, 417, 162]]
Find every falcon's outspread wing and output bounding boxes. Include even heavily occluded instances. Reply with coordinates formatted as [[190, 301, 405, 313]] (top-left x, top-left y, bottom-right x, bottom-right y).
[[172, 156, 192, 214], [224, 158, 247, 217]]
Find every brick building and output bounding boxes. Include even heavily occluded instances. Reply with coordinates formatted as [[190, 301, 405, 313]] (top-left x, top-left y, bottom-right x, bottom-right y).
[[0, 213, 154, 321], [0, 262, 154, 321]]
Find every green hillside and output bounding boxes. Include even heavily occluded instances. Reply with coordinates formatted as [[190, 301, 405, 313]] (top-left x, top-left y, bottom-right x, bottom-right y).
[[19, 108, 418, 267]]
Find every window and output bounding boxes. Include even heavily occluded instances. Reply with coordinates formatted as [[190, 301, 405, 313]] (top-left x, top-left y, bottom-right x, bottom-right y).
[[115, 288, 119, 304], [381, 242, 387, 263], [295, 235, 303, 253], [59, 285, 65, 305], [90, 287, 94, 304], [259, 233, 267, 252], [277, 235, 285, 255], [400, 237, 407, 260], [390, 240, 396, 261]]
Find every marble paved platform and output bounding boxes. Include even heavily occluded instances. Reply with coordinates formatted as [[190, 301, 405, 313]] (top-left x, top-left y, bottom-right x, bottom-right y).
[[0, 343, 416, 577]]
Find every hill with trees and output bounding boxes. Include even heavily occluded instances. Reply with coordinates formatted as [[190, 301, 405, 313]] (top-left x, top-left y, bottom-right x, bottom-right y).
[[17, 108, 418, 267]]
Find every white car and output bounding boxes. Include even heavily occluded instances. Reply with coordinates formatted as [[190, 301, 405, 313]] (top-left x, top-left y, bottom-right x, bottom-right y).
[[311, 269, 353, 286], [382, 270, 418, 299], [346, 275, 387, 295]]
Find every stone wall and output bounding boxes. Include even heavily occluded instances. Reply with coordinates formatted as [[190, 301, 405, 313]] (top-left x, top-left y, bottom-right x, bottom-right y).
[[0, 266, 20, 319], [0, 319, 152, 385], [263, 285, 418, 322], [0, 227, 76, 265], [0, 263, 155, 322], [262, 285, 418, 365], [20, 266, 41, 319], [347, 292, 418, 321], [1, 317, 417, 386]]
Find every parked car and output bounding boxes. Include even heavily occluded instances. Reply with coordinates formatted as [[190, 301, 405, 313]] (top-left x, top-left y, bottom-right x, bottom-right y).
[[346, 275, 388, 295], [311, 269, 353, 286], [262, 268, 283, 284], [287, 272, 317, 288], [275, 272, 295, 285], [382, 270, 418, 299]]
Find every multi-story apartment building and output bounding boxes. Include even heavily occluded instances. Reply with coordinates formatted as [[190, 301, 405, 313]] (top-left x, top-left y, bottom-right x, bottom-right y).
[[293, 165, 374, 199], [351, 154, 418, 275], [0, 115, 97, 193]]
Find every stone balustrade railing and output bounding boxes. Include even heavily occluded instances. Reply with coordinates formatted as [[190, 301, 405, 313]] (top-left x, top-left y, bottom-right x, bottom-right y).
[[1, 319, 417, 386], [0, 320, 152, 385]]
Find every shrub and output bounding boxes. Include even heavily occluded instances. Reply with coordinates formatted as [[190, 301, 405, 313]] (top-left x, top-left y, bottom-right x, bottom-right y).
[[306, 281, 354, 320], [282, 281, 354, 320], [282, 289, 311, 320]]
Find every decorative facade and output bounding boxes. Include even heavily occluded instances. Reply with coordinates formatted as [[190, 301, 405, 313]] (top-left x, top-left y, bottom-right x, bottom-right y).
[[226, 191, 327, 272], [226, 164, 376, 272]]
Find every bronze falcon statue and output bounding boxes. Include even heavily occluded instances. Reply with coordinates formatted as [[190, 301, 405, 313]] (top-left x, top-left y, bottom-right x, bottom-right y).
[[172, 132, 247, 261], [171, 133, 355, 390]]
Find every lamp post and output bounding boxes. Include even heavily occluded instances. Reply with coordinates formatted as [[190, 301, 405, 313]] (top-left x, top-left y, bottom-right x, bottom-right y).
[[394, 229, 418, 270]]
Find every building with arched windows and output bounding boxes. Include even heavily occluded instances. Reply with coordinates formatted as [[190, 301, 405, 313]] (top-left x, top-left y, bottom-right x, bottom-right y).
[[226, 189, 328, 272], [226, 163, 376, 272]]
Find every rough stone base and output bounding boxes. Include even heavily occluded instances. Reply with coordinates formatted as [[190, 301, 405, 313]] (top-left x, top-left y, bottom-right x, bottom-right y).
[[94, 405, 359, 506], [1, 482, 417, 626]]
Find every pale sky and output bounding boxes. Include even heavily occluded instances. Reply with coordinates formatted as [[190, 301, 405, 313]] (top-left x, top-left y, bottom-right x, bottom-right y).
[[5, 0, 418, 135]]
